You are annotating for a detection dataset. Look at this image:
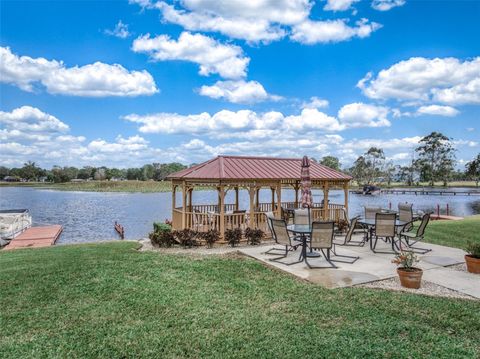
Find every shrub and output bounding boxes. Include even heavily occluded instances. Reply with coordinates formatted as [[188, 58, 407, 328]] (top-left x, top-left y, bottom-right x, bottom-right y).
[[153, 222, 172, 233], [201, 229, 220, 248], [149, 223, 175, 248], [173, 229, 198, 248], [466, 242, 480, 258], [225, 228, 242, 247], [245, 227, 264, 245]]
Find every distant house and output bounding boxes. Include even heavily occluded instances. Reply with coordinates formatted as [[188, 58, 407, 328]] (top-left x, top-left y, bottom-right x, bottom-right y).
[[70, 179, 86, 183], [4, 176, 20, 182]]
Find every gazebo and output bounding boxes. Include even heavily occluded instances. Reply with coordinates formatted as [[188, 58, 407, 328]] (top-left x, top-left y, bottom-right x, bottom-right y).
[[167, 155, 352, 241]]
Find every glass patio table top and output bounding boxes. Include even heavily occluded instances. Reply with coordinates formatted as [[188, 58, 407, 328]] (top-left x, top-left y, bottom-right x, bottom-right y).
[[357, 218, 409, 227], [286, 224, 312, 233]]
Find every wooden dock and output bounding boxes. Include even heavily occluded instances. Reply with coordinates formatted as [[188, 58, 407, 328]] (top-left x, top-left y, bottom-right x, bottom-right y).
[[4, 225, 63, 250], [351, 189, 480, 196]]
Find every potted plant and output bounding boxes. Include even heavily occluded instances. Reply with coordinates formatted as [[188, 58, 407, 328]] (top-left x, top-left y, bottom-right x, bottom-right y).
[[225, 228, 242, 247], [245, 227, 264, 245], [465, 242, 480, 274], [392, 251, 423, 289], [201, 229, 220, 248]]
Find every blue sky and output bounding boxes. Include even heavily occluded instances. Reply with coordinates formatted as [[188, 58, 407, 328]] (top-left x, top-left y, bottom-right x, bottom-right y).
[[1, 0, 479, 168]]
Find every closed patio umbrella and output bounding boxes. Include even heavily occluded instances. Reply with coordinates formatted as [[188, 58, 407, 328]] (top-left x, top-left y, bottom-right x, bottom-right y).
[[300, 155, 313, 208]]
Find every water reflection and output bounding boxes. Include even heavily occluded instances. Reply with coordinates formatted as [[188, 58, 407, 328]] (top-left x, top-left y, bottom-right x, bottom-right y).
[[1, 187, 479, 243]]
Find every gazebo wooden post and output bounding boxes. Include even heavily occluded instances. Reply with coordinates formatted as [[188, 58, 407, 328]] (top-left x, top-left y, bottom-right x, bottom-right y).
[[249, 185, 256, 228], [323, 182, 329, 220], [270, 186, 275, 212], [188, 187, 193, 212], [234, 186, 239, 211], [276, 182, 282, 218], [343, 181, 349, 219], [181, 181, 187, 229], [219, 185, 225, 240], [293, 182, 299, 208], [171, 184, 177, 210]]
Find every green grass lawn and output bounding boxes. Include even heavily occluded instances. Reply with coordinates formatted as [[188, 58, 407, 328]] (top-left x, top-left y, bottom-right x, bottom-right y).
[[423, 215, 480, 249], [1, 242, 479, 358]]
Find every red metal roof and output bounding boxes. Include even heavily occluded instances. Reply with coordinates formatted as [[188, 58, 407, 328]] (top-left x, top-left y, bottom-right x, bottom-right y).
[[167, 156, 352, 181]]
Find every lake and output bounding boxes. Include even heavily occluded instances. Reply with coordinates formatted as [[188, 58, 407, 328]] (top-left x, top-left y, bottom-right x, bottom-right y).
[[1, 186, 479, 244]]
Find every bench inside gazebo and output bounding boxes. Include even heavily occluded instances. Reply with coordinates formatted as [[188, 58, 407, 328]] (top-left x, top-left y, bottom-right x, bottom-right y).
[[167, 155, 352, 242]]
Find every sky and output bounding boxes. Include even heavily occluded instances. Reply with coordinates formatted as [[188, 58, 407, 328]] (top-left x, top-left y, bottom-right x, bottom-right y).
[[0, 0, 479, 169]]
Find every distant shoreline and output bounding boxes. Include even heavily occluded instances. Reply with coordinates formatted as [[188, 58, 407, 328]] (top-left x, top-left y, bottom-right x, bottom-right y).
[[0, 180, 478, 193]]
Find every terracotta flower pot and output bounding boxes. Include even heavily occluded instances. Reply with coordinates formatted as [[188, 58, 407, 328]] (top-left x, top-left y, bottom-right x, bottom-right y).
[[465, 255, 480, 274], [397, 267, 423, 289]]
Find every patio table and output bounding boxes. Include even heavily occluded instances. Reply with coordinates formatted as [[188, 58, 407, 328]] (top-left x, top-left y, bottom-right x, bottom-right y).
[[286, 224, 321, 265], [358, 217, 408, 251]]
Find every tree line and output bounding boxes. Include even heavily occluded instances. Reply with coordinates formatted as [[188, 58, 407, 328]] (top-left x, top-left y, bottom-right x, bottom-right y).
[[0, 162, 187, 183], [316, 132, 480, 187], [2, 132, 479, 186]]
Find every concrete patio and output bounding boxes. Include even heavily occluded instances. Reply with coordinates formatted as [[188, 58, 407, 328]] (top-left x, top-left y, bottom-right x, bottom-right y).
[[239, 235, 480, 299]]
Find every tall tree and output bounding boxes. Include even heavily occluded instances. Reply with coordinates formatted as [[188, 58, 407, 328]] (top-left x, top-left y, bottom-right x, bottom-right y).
[[320, 156, 340, 171], [364, 147, 385, 184], [350, 156, 368, 185], [466, 153, 480, 187], [415, 132, 455, 186]]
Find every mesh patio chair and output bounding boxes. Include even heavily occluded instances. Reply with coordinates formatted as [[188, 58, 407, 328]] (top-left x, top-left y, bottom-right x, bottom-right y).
[[268, 219, 303, 265], [370, 213, 399, 254], [335, 217, 366, 247], [307, 221, 336, 268], [294, 208, 311, 225], [365, 206, 382, 220], [264, 212, 288, 255], [397, 203, 413, 234], [331, 218, 361, 263], [398, 213, 432, 254]]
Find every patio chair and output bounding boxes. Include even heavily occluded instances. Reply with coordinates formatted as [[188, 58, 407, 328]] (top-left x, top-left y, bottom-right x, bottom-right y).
[[264, 211, 287, 255], [365, 206, 382, 220], [398, 203, 413, 234], [294, 208, 310, 225], [192, 209, 207, 231], [335, 217, 365, 247], [398, 213, 432, 254], [341, 207, 365, 237], [269, 219, 303, 265], [331, 218, 361, 264], [370, 213, 399, 254], [308, 221, 336, 268]]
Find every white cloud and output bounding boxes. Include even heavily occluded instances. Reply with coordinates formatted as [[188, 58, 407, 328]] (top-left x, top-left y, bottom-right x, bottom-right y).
[[302, 97, 329, 109], [0, 106, 167, 168], [371, 0, 406, 11], [104, 20, 130, 39], [337, 103, 391, 128], [132, 0, 311, 43], [358, 57, 480, 105], [199, 80, 281, 104], [123, 103, 394, 138], [324, 0, 360, 12], [0, 46, 158, 97], [132, 32, 249, 79], [416, 105, 460, 117], [131, 0, 381, 45], [0, 106, 69, 133], [290, 18, 381, 44]]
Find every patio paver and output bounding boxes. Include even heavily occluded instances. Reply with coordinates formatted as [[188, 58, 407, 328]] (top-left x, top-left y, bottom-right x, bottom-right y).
[[239, 235, 479, 299]]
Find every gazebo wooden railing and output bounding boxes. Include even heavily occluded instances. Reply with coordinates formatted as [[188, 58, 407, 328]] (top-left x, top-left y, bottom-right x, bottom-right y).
[[167, 155, 352, 242], [172, 202, 347, 238]]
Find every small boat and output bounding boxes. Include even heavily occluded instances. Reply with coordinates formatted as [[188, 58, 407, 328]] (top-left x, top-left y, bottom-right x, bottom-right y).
[[362, 185, 381, 195], [0, 209, 32, 247]]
